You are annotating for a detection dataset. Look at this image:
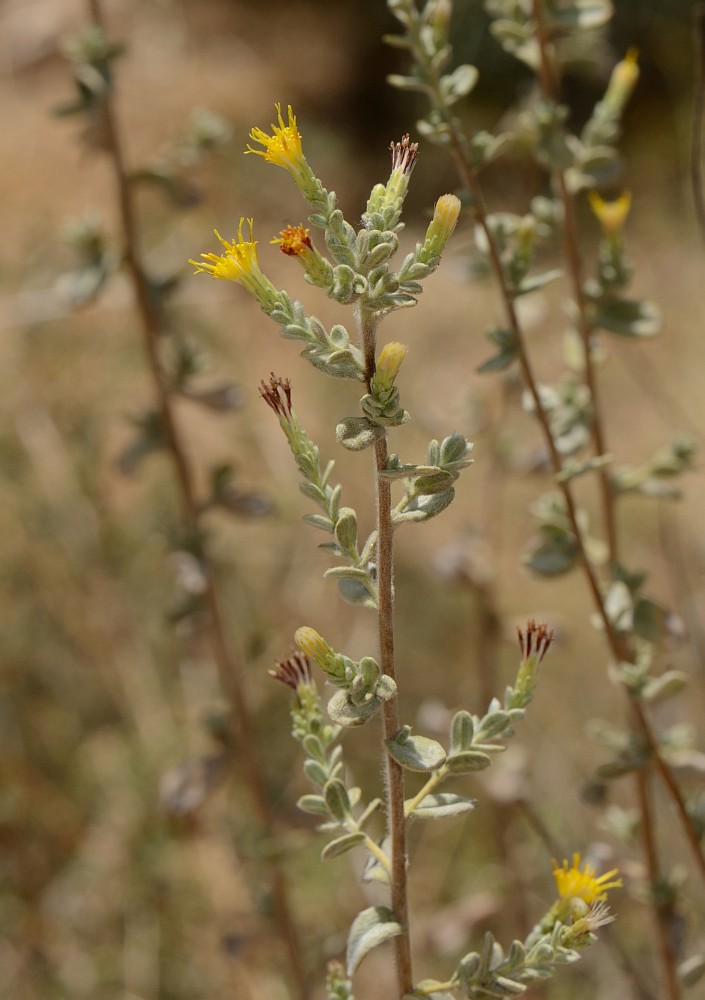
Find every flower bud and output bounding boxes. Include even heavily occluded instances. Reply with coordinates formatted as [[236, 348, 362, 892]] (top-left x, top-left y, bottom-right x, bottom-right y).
[[373, 342, 408, 393], [295, 627, 338, 675], [603, 49, 639, 115], [421, 193, 461, 260]]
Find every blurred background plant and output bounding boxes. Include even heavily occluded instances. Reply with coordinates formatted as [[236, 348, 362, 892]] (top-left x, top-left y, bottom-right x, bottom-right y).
[[2, 1, 705, 998]]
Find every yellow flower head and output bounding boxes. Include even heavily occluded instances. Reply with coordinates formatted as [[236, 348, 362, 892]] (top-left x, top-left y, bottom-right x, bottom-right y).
[[588, 191, 632, 237], [247, 104, 306, 173], [189, 219, 278, 309], [190, 219, 259, 281], [553, 853, 622, 906], [272, 224, 313, 257]]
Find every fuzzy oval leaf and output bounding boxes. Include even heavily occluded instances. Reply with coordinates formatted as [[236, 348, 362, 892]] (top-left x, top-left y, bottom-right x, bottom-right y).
[[346, 906, 402, 975], [445, 750, 492, 773], [450, 710, 475, 753], [328, 689, 385, 727], [386, 733, 446, 772], [324, 778, 351, 821], [297, 793, 330, 816], [337, 577, 378, 609], [336, 416, 385, 451], [440, 64, 479, 104], [409, 792, 477, 818], [321, 831, 366, 861]]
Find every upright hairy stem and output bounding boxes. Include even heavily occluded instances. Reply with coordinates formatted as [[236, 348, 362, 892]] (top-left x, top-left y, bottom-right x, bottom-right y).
[[86, 3, 308, 996], [359, 303, 413, 998]]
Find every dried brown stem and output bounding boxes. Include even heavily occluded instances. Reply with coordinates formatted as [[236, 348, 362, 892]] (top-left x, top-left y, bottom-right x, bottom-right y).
[[85, 3, 308, 996], [359, 303, 413, 998]]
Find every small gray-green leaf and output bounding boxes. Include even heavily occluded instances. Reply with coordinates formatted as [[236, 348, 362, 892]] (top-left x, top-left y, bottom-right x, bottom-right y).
[[328, 689, 385, 727], [321, 832, 366, 861], [386, 732, 446, 772], [336, 416, 385, 451], [450, 710, 475, 753], [337, 577, 377, 609], [445, 750, 492, 773], [334, 506, 358, 552], [324, 778, 351, 820], [346, 906, 402, 975], [297, 793, 330, 816], [409, 793, 477, 818]]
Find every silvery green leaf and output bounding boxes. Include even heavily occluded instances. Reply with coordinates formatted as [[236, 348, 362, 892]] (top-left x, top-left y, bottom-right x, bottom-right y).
[[346, 906, 402, 975], [590, 298, 661, 337], [450, 710, 475, 753], [338, 577, 377, 609], [303, 759, 328, 786], [386, 732, 446, 772], [303, 513, 335, 532], [445, 750, 492, 773], [409, 793, 477, 818], [328, 689, 385, 727], [412, 470, 457, 494], [336, 416, 385, 451], [297, 793, 330, 816], [440, 64, 479, 105], [324, 566, 370, 581], [394, 488, 456, 524], [321, 832, 366, 861], [324, 779, 351, 821]]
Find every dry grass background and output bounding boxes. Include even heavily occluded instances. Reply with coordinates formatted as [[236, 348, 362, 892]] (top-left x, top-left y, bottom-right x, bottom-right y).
[[2, 1, 705, 998]]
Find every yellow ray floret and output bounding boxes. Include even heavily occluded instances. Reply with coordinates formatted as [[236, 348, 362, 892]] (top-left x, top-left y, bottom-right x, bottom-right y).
[[553, 853, 622, 905], [189, 219, 259, 282], [246, 104, 304, 171]]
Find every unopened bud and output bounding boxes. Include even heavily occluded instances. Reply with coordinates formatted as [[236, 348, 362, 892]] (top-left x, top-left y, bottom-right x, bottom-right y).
[[422, 193, 461, 260], [603, 49, 639, 114], [374, 341, 408, 393]]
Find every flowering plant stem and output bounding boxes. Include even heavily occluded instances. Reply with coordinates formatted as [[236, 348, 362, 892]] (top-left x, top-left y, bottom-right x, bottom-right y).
[[528, 7, 681, 995], [86, 3, 308, 996], [440, 79, 705, 898], [359, 302, 413, 997]]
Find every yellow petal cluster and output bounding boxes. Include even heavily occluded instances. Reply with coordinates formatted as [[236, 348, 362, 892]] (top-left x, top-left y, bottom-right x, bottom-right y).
[[246, 104, 305, 173], [553, 853, 622, 906]]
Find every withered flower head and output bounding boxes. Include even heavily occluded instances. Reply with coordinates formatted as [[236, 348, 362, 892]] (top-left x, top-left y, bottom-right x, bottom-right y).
[[259, 372, 293, 419], [389, 133, 419, 176], [269, 650, 312, 692], [517, 619, 554, 663]]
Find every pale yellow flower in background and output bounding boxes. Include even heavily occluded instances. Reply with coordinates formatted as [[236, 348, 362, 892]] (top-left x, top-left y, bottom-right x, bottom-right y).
[[588, 191, 632, 237]]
